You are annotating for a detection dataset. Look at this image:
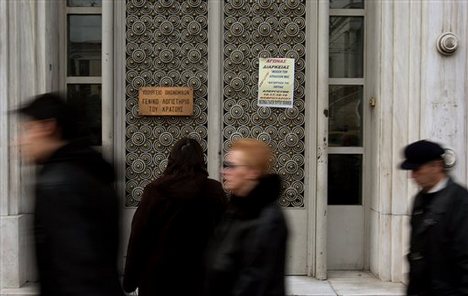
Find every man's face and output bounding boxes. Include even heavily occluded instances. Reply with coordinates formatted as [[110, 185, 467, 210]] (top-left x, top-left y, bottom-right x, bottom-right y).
[[410, 161, 444, 191], [17, 119, 52, 164]]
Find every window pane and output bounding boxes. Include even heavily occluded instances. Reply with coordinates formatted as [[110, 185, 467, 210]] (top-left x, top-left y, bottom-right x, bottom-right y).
[[68, 0, 102, 7], [329, 17, 364, 78], [68, 15, 102, 76], [330, 0, 364, 9], [67, 84, 102, 146], [329, 85, 363, 147], [328, 154, 362, 205]]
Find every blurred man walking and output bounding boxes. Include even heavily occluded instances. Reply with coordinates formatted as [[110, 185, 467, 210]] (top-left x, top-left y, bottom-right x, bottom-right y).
[[15, 93, 124, 296]]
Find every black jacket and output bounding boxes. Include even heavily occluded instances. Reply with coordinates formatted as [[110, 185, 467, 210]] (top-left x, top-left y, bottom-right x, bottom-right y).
[[34, 142, 123, 296], [407, 177, 468, 296], [123, 174, 226, 296], [204, 174, 288, 296]]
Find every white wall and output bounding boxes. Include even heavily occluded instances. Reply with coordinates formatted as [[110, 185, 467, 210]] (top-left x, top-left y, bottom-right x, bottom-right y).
[[0, 0, 60, 291], [368, 0, 468, 283]]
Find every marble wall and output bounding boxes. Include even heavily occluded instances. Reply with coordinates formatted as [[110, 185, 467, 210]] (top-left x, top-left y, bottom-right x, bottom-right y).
[[0, 0, 59, 291], [367, 0, 468, 283]]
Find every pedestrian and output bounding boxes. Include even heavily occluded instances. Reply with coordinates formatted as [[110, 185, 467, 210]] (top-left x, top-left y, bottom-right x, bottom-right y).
[[204, 138, 288, 296], [15, 93, 124, 296], [400, 140, 468, 295], [123, 137, 226, 296]]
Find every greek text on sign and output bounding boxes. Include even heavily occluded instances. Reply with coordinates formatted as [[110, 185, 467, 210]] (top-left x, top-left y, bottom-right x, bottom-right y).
[[139, 87, 193, 116], [257, 58, 295, 108]]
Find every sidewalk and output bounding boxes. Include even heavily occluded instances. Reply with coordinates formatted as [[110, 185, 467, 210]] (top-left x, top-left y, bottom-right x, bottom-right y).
[[287, 271, 405, 296], [1, 271, 405, 296]]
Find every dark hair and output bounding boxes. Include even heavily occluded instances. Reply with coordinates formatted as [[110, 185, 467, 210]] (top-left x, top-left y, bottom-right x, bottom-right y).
[[16, 92, 82, 141], [163, 137, 207, 177]]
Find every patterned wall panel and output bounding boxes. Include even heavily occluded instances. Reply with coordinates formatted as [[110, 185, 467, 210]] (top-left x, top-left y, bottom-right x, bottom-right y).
[[125, 0, 208, 207], [223, 0, 306, 207]]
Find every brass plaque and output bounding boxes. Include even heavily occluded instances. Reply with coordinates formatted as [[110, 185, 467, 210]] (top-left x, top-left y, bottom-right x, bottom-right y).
[[139, 87, 193, 116]]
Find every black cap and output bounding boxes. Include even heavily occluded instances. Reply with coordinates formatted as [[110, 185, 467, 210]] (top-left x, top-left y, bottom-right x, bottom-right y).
[[400, 140, 445, 170], [14, 93, 80, 140]]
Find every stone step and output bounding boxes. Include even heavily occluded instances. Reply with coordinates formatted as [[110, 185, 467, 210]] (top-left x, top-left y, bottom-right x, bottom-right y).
[[288, 272, 405, 296]]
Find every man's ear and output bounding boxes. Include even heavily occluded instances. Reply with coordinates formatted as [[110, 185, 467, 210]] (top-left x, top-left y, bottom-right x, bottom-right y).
[[36, 119, 59, 137], [436, 159, 446, 172]]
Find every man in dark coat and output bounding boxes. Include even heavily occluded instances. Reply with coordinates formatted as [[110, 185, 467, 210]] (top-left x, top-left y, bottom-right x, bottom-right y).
[[400, 140, 468, 296], [15, 93, 124, 296]]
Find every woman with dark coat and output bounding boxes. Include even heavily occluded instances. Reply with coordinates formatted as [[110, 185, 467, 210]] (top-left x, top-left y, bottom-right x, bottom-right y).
[[123, 137, 226, 296], [204, 138, 289, 296]]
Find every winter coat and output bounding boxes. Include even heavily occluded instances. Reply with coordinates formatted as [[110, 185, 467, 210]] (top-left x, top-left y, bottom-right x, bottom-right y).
[[407, 177, 468, 296], [34, 142, 124, 296], [123, 173, 226, 296], [204, 174, 288, 296]]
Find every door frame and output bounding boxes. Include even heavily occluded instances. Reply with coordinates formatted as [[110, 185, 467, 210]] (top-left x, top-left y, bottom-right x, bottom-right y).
[[315, 0, 329, 279], [112, 0, 329, 278], [323, 1, 371, 273]]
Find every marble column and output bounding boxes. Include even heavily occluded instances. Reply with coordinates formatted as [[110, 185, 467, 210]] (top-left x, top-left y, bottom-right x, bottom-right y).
[[0, 0, 59, 292]]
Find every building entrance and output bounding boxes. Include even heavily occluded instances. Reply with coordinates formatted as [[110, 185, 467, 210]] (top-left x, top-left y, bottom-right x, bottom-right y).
[[120, 0, 368, 277], [121, 0, 313, 275]]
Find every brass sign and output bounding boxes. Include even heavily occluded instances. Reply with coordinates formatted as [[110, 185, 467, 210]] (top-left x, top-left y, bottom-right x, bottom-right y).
[[139, 87, 193, 116]]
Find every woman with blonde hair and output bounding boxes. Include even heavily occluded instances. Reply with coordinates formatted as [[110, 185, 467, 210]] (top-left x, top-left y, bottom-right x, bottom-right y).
[[204, 138, 288, 296]]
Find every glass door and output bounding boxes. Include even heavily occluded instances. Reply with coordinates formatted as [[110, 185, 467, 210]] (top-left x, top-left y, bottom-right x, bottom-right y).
[[326, 0, 366, 270]]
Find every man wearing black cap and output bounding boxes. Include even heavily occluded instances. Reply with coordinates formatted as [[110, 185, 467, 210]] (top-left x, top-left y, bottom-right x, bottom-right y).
[[401, 140, 468, 296], [15, 93, 124, 296]]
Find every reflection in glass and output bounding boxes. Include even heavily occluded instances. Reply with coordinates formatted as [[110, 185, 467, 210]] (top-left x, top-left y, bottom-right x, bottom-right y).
[[330, 0, 364, 9], [68, 0, 102, 7], [329, 85, 363, 147], [328, 154, 362, 205], [67, 84, 102, 146], [329, 17, 364, 78], [68, 15, 102, 76]]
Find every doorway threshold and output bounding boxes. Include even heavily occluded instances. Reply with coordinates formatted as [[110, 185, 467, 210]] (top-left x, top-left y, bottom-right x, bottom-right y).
[[287, 271, 405, 296]]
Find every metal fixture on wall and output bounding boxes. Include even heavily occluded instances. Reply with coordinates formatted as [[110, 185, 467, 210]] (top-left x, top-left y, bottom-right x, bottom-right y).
[[436, 32, 458, 56], [443, 148, 456, 169]]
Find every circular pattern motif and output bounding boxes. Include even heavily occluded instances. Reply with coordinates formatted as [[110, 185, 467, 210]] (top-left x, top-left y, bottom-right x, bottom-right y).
[[285, 22, 300, 37], [131, 21, 146, 35], [131, 132, 146, 146], [230, 104, 244, 119], [230, 77, 244, 91], [230, 50, 244, 64], [187, 49, 202, 63], [231, 22, 245, 37], [159, 21, 173, 35], [188, 21, 202, 35], [132, 49, 146, 63], [131, 159, 146, 174], [258, 22, 272, 36], [159, 49, 173, 63]]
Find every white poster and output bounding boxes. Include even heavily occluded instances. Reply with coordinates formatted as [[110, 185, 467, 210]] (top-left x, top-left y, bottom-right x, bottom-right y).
[[257, 58, 295, 108]]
